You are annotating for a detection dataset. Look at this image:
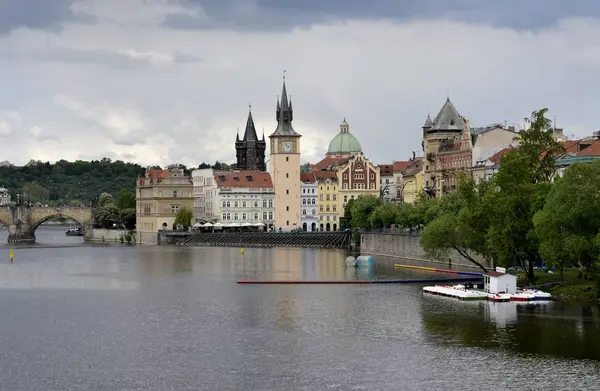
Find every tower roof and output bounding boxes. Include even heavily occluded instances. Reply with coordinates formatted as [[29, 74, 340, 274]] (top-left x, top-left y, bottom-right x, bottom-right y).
[[423, 113, 433, 128], [270, 78, 300, 138], [242, 108, 259, 142], [429, 98, 465, 131]]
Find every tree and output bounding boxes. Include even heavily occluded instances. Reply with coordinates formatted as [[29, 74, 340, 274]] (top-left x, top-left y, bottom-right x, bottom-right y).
[[344, 199, 354, 228], [349, 195, 381, 229], [174, 207, 193, 229], [98, 192, 114, 208], [534, 162, 600, 279], [95, 203, 120, 228], [115, 188, 135, 209], [300, 162, 311, 172], [369, 204, 397, 228], [21, 181, 50, 204], [119, 208, 136, 230]]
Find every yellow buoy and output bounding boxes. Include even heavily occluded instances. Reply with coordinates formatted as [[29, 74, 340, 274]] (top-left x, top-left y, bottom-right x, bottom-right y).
[[240, 248, 245, 254], [9, 250, 14, 264]]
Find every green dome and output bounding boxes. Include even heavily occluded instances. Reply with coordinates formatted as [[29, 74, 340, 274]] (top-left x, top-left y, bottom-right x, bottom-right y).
[[327, 119, 362, 154]]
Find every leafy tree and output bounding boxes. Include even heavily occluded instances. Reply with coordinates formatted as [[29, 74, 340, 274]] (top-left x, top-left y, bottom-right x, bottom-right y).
[[369, 203, 397, 228], [115, 188, 136, 209], [98, 192, 114, 208], [300, 162, 311, 172], [534, 162, 600, 279], [95, 203, 120, 228], [349, 195, 381, 229], [119, 208, 136, 230], [344, 198, 354, 228], [174, 207, 193, 229], [21, 181, 50, 204], [198, 162, 211, 169]]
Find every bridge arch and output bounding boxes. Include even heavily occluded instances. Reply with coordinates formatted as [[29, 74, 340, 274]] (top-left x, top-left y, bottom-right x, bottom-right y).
[[31, 213, 92, 233]]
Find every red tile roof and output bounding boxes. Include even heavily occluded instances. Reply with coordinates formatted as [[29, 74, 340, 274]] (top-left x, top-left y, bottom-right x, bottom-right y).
[[393, 161, 411, 172], [310, 157, 350, 172], [378, 164, 394, 177], [314, 171, 338, 181], [300, 172, 316, 183], [561, 139, 582, 154], [401, 158, 423, 177], [576, 138, 600, 157], [485, 271, 509, 277], [138, 169, 168, 185], [214, 171, 273, 188], [488, 147, 512, 164]]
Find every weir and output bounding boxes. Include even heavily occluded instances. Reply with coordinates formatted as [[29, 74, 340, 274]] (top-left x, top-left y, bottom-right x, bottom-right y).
[[177, 231, 352, 249]]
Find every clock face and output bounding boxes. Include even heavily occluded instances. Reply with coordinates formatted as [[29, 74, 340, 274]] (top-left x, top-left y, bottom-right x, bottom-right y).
[[280, 142, 293, 153]]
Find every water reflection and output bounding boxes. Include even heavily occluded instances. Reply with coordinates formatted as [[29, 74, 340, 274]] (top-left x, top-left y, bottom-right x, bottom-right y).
[[421, 296, 600, 360]]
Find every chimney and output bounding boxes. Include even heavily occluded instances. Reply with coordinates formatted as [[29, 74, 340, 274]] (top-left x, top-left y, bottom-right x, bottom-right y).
[[412, 151, 416, 160]]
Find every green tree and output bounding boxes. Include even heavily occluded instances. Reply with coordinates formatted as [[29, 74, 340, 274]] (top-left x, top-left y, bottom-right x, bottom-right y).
[[115, 188, 136, 209], [119, 208, 136, 230], [21, 181, 50, 204], [349, 195, 381, 229], [95, 203, 120, 228], [174, 206, 193, 229], [98, 192, 114, 208], [369, 203, 398, 228], [344, 199, 354, 228], [534, 162, 600, 279]]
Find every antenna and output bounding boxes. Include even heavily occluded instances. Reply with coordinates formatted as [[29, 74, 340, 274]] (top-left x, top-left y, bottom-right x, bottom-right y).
[[283, 69, 286, 82]]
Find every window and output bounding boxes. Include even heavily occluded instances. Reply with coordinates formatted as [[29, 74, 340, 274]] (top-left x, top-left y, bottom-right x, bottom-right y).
[[333, 216, 337, 221], [311, 199, 315, 205], [343, 183, 348, 189], [171, 205, 180, 214], [173, 191, 177, 197], [286, 190, 289, 195], [370, 183, 375, 189], [263, 200, 267, 208], [226, 201, 231, 208], [222, 213, 227, 220], [303, 189, 305, 194], [263, 212, 267, 220], [286, 206, 289, 211], [286, 221, 289, 226], [254, 201, 258, 208], [302, 209, 306, 215], [242, 201, 246, 208], [326, 195, 330, 201], [242, 213, 247, 220], [268, 212, 273, 220], [344, 195, 347, 202], [286, 157, 289, 162], [234, 213, 239, 220], [333, 205, 337, 212], [343, 174, 347, 179], [312, 209, 316, 215], [286, 173, 289, 178], [234, 201, 238, 208], [312, 189, 315, 194], [333, 194, 337, 201], [268, 200, 273, 208], [326, 206, 330, 212], [226, 213, 231, 220], [371, 174, 375, 179], [320, 194, 323, 201], [303, 199, 306, 205], [254, 212, 259, 220], [320, 205, 324, 212]]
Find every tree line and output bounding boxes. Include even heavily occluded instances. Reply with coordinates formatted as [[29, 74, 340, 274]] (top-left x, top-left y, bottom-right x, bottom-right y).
[[345, 108, 600, 283]]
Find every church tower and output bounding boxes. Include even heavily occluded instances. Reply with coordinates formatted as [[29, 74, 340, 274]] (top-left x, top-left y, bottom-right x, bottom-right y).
[[269, 74, 301, 231], [235, 106, 266, 171]]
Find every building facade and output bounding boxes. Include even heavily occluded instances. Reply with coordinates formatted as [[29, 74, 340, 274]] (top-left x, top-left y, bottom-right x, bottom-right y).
[[136, 166, 194, 243], [300, 172, 318, 231], [392, 160, 411, 201], [400, 158, 424, 204], [378, 164, 395, 203], [337, 153, 380, 223], [471, 124, 518, 171], [422, 98, 473, 198], [215, 171, 275, 229], [269, 79, 302, 232], [0, 187, 11, 206], [316, 171, 339, 231], [191, 168, 219, 222], [235, 108, 266, 171]]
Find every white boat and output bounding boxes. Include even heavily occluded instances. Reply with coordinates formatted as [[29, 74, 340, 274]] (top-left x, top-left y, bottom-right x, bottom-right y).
[[519, 289, 552, 301], [423, 285, 488, 301]]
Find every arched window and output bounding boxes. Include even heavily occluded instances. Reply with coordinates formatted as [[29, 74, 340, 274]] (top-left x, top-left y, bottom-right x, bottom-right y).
[[234, 201, 238, 208], [226, 201, 231, 208], [242, 201, 246, 208], [263, 200, 267, 208], [268, 200, 273, 208], [242, 213, 247, 220], [234, 213, 239, 220], [254, 201, 258, 208], [222, 201, 227, 208], [222, 213, 226, 220], [263, 212, 267, 220], [303, 199, 306, 205], [254, 213, 258, 220], [268, 212, 273, 220], [312, 209, 316, 215], [302, 209, 306, 215]]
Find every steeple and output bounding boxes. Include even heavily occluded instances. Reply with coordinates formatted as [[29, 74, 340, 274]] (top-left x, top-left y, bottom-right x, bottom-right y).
[[423, 114, 433, 128], [242, 104, 259, 142], [270, 72, 300, 138]]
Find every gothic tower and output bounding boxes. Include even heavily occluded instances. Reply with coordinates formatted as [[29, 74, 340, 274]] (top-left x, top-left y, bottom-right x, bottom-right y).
[[235, 107, 266, 171], [269, 75, 302, 231]]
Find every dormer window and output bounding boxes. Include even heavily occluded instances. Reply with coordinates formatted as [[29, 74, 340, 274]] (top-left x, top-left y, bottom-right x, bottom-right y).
[[173, 191, 177, 197]]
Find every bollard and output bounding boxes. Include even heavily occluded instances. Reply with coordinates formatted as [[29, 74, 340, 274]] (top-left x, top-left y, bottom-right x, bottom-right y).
[[9, 250, 14, 264]]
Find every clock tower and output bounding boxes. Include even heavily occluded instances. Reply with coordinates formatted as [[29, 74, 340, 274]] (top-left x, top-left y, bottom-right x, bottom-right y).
[[269, 76, 301, 231]]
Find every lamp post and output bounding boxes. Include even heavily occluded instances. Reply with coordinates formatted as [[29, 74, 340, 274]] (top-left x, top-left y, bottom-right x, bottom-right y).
[[379, 183, 391, 202]]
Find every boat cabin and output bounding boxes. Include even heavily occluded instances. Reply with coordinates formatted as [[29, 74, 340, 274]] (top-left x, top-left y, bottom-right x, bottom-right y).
[[484, 270, 517, 294]]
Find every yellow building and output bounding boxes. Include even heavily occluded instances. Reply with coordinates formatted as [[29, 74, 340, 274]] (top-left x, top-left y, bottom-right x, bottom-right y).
[[315, 171, 339, 231], [401, 158, 424, 204], [269, 80, 302, 232], [136, 166, 193, 244]]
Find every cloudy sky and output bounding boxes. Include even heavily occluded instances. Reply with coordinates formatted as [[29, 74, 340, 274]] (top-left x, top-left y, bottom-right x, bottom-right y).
[[1, 0, 600, 167]]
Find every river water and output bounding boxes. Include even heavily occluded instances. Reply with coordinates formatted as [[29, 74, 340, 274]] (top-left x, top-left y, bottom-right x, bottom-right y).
[[0, 227, 599, 390]]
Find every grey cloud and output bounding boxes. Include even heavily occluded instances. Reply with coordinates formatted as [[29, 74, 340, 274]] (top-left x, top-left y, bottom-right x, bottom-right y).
[[0, 47, 203, 68], [164, 0, 600, 31], [0, 0, 96, 35]]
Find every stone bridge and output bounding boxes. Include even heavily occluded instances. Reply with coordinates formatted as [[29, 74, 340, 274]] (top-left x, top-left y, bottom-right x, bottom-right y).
[[0, 205, 94, 243]]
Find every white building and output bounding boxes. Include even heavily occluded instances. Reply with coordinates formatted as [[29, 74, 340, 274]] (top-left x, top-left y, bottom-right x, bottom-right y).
[[484, 270, 518, 294], [191, 168, 219, 222], [0, 187, 11, 206], [471, 124, 519, 165], [378, 164, 395, 203], [192, 169, 276, 229], [300, 172, 318, 231]]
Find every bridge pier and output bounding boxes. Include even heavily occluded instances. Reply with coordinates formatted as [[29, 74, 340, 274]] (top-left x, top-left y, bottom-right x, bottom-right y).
[[7, 224, 35, 243]]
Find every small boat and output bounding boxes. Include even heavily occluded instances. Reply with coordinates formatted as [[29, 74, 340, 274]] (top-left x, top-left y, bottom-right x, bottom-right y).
[[487, 292, 512, 302], [518, 289, 552, 301], [66, 227, 84, 236]]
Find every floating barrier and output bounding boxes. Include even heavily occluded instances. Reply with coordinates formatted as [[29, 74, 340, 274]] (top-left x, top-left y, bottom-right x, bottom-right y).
[[355, 255, 375, 268], [393, 264, 483, 277], [236, 275, 482, 285]]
